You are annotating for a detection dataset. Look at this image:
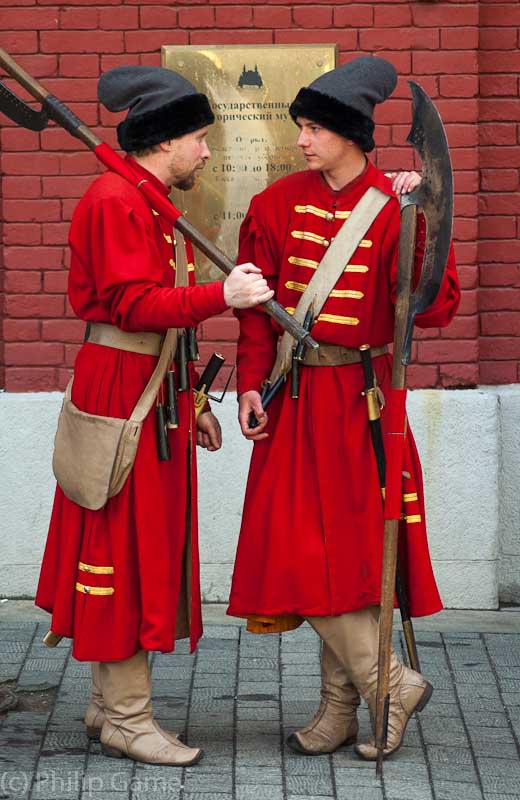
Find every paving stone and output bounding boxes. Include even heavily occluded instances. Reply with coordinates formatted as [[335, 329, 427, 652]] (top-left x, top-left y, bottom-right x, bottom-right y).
[[286, 774, 334, 794], [335, 789, 383, 800], [235, 766, 282, 784], [471, 741, 519, 759], [184, 772, 233, 793], [433, 781, 484, 800], [236, 785, 283, 800], [383, 779, 434, 800]]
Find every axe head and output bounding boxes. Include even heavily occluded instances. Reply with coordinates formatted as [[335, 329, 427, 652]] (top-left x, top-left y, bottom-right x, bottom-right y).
[[400, 81, 453, 364], [0, 79, 48, 131]]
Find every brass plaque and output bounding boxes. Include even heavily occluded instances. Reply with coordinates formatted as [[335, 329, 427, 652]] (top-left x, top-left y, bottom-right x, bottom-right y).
[[162, 44, 337, 283]]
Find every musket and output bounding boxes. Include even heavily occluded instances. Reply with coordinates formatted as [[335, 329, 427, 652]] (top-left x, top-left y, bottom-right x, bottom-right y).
[[359, 344, 420, 674], [0, 48, 318, 352], [374, 82, 453, 775]]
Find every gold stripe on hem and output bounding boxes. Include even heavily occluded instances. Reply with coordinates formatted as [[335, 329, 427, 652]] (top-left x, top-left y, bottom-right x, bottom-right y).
[[359, 240, 372, 248], [402, 493, 419, 503], [345, 264, 369, 273], [75, 582, 114, 596], [402, 514, 422, 524], [78, 562, 114, 575], [317, 313, 360, 326]]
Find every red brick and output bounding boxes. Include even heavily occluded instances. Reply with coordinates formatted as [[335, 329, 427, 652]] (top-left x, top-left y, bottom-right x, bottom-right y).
[[4, 272, 41, 294], [59, 7, 98, 29], [41, 30, 124, 54], [479, 240, 520, 264], [453, 219, 478, 242], [6, 294, 65, 318], [8, 54, 58, 78], [454, 195, 478, 217], [59, 54, 99, 77], [480, 100, 520, 123], [101, 54, 140, 72], [479, 216, 517, 239], [360, 28, 438, 51], [412, 51, 478, 75], [43, 271, 68, 293], [441, 27, 478, 50], [440, 76, 478, 98], [42, 176, 93, 198], [62, 199, 81, 221], [418, 340, 478, 364], [0, 7, 58, 30], [65, 344, 82, 367], [392, 75, 438, 100], [480, 75, 518, 98], [479, 361, 517, 385], [480, 27, 518, 50], [479, 190, 520, 214], [479, 147, 520, 169], [480, 4, 520, 27], [451, 149, 479, 171], [3, 319, 40, 342], [406, 364, 439, 389], [480, 52, 520, 73], [480, 288, 520, 312], [457, 265, 478, 290], [59, 152, 100, 175], [292, 6, 332, 27], [454, 243, 478, 266], [42, 223, 70, 246], [412, 4, 478, 27], [40, 128, 89, 152], [254, 6, 292, 27], [479, 264, 520, 288], [177, 7, 214, 27], [3, 200, 61, 223], [333, 6, 373, 26], [57, 368, 74, 392], [216, 5, 254, 27], [481, 312, 520, 337], [0, 128, 41, 152], [439, 315, 478, 339], [5, 368, 59, 392], [440, 363, 478, 388], [480, 338, 520, 361], [4, 342, 64, 366], [2, 177, 42, 199], [481, 170, 519, 192], [454, 171, 479, 193], [0, 31, 38, 53], [431, 99, 479, 124], [373, 6, 410, 27], [479, 124, 516, 147], [374, 100, 411, 126], [457, 289, 478, 315], [125, 29, 188, 51], [191, 29, 273, 44], [200, 317, 239, 341], [42, 319, 85, 343], [4, 246, 65, 270], [2, 153, 60, 175], [3, 224, 41, 246], [362, 52, 411, 74], [99, 6, 139, 29]]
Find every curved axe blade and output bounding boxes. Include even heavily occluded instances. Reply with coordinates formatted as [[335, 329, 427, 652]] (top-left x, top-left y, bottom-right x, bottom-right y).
[[0, 80, 48, 131], [400, 81, 453, 365]]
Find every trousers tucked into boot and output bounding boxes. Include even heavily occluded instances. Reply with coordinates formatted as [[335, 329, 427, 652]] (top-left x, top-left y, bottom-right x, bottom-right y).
[[99, 650, 202, 766], [307, 608, 432, 760], [287, 642, 360, 754], [84, 663, 105, 739]]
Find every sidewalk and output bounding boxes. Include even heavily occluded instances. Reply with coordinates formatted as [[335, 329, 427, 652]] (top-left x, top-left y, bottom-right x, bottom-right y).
[[1, 604, 520, 800]]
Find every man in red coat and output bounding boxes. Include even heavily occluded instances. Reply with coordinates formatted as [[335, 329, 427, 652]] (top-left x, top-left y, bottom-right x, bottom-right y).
[[35, 66, 273, 766], [227, 56, 460, 760]]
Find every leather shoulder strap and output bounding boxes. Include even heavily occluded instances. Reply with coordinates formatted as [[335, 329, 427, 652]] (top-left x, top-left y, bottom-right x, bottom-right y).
[[268, 186, 390, 384]]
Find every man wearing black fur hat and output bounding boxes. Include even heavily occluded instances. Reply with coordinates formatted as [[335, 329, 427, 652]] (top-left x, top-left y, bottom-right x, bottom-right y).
[[227, 56, 460, 759], [36, 66, 273, 767]]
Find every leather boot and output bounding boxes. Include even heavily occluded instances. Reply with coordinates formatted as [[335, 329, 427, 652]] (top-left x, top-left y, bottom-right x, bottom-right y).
[[307, 608, 432, 761], [84, 662, 105, 739], [85, 660, 181, 744], [286, 641, 360, 754], [99, 650, 202, 766]]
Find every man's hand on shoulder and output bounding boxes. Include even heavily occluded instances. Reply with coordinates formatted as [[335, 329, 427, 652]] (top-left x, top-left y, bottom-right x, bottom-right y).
[[238, 390, 269, 441], [385, 170, 421, 196], [223, 263, 274, 309], [196, 411, 222, 452]]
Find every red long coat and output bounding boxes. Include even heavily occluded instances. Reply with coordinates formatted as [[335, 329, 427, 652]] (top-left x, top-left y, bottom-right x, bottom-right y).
[[227, 162, 460, 621], [36, 157, 228, 661]]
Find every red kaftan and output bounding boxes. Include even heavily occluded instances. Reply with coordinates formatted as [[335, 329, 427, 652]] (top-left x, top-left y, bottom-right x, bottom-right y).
[[36, 157, 228, 660], [228, 162, 460, 621]]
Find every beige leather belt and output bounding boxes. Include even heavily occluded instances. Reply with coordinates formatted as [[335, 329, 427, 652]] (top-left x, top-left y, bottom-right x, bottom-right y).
[[302, 343, 388, 367], [87, 322, 164, 356]]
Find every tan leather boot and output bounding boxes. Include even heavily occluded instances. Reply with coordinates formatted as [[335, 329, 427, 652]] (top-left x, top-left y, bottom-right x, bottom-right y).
[[354, 656, 432, 760], [85, 660, 181, 744], [286, 641, 360, 754], [99, 650, 202, 766], [307, 609, 432, 761], [85, 662, 106, 739]]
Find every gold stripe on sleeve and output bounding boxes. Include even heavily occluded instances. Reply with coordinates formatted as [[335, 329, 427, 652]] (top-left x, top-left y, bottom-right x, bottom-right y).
[[75, 582, 114, 596], [78, 562, 114, 575], [402, 493, 419, 503], [288, 256, 320, 269]]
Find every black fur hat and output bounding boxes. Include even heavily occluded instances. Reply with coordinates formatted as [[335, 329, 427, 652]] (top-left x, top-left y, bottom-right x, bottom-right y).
[[289, 56, 397, 152], [98, 66, 215, 152]]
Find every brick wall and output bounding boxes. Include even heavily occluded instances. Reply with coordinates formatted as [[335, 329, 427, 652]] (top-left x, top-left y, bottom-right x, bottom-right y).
[[0, 0, 518, 391]]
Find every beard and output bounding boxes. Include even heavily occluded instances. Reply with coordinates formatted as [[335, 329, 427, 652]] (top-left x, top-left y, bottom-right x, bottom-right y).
[[173, 172, 197, 191]]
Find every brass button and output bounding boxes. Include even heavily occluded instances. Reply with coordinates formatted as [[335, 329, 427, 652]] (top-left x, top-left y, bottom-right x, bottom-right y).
[[83, 565, 90, 572], [84, 586, 90, 594], [323, 239, 329, 247], [326, 212, 334, 221]]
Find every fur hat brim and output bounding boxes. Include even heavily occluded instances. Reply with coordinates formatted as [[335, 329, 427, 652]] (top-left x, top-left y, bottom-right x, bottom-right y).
[[289, 87, 375, 152], [117, 93, 215, 152]]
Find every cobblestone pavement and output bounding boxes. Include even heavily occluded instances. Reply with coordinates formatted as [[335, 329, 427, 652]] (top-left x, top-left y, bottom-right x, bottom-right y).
[[1, 614, 520, 800]]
